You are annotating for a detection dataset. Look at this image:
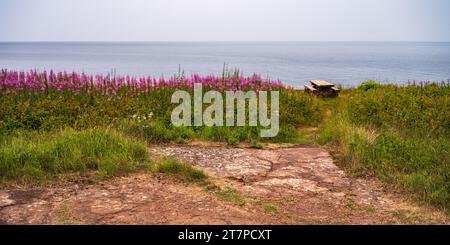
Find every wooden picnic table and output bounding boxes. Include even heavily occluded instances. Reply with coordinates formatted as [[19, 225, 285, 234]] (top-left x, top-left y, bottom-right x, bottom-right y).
[[310, 80, 335, 88], [304, 80, 340, 97]]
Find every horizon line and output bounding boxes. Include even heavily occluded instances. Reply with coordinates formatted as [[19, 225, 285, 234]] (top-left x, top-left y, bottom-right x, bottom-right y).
[[1, 40, 450, 43]]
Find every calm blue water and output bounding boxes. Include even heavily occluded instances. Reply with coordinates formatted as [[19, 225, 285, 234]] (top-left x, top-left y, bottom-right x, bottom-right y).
[[1, 42, 449, 87]]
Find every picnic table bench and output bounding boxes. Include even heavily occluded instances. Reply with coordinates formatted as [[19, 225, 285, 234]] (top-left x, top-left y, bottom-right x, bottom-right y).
[[304, 80, 340, 97]]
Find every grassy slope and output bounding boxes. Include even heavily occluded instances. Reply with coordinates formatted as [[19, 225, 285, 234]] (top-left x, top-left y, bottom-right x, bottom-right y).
[[0, 128, 149, 182], [319, 83, 449, 213]]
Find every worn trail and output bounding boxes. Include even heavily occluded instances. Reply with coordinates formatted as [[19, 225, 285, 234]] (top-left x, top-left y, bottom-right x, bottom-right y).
[[150, 145, 448, 224], [0, 145, 447, 224]]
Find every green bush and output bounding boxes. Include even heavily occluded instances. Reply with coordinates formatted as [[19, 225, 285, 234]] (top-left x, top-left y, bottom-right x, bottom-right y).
[[358, 80, 380, 91]]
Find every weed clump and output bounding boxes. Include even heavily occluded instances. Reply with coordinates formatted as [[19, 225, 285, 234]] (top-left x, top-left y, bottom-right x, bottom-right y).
[[154, 158, 207, 183]]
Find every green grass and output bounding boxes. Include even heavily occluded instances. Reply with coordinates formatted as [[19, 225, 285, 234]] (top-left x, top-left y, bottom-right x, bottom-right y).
[[0, 128, 149, 182], [319, 83, 450, 213], [213, 187, 246, 206], [153, 158, 207, 183], [56, 200, 78, 225], [250, 140, 263, 149], [262, 204, 278, 214]]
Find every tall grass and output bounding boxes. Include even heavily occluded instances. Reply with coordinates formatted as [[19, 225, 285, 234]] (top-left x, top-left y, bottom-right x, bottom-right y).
[[319, 83, 450, 212], [0, 128, 149, 181]]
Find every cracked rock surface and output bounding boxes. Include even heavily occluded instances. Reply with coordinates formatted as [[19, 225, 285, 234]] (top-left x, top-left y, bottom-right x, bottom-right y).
[[150, 145, 448, 224], [0, 174, 279, 224]]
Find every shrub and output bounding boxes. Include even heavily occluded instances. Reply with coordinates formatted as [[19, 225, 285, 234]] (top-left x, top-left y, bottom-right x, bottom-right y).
[[358, 80, 380, 91]]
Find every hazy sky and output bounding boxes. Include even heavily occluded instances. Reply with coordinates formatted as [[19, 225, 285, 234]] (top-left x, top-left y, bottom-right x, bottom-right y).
[[0, 0, 449, 42]]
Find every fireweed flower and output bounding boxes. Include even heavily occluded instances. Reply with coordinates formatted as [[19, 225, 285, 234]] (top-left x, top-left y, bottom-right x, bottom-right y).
[[0, 69, 284, 96]]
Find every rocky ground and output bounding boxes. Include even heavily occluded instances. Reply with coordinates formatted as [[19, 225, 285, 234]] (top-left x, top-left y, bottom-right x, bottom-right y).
[[0, 144, 448, 224]]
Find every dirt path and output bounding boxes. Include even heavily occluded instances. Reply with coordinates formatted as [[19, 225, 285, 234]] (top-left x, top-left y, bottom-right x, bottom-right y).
[[0, 145, 448, 224], [0, 173, 281, 224], [150, 145, 448, 224]]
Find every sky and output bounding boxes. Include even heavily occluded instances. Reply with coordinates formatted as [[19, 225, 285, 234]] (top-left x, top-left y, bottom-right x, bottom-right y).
[[0, 0, 449, 42]]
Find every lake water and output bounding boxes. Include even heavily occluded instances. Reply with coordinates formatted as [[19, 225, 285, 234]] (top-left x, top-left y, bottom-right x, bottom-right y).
[[1, 42, 449, 88]]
